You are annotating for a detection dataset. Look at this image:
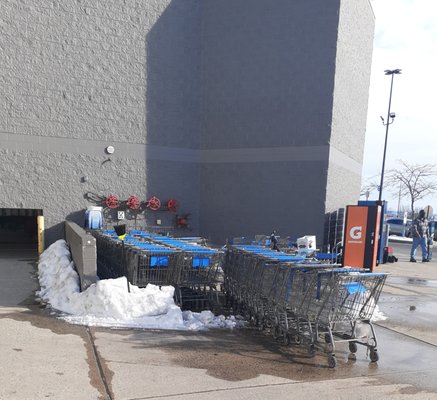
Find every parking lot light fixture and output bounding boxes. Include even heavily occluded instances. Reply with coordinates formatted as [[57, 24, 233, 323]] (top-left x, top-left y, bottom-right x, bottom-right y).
[[378, 69, 401, 202]]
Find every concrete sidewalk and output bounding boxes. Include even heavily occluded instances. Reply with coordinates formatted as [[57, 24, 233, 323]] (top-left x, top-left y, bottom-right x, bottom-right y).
[[376, 257, 437, 348], [378, 258, 437, 280], [1, 248, 437, 399]]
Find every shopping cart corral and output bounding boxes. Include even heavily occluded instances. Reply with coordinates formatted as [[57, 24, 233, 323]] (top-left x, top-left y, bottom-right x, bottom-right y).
[[93, 230, 224, 311], [149, 236, 224, 310], [92, 230, 387, 367], [93, 231, 180, 287], [223, 244, 387, 367]]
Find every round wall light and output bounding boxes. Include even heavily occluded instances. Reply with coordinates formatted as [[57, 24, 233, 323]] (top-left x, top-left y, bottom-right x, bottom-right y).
[[105, 146, 115, 154]]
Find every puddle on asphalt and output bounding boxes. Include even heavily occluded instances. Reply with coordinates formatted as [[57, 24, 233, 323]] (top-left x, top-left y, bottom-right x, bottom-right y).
[[387, 276, 437, 288]]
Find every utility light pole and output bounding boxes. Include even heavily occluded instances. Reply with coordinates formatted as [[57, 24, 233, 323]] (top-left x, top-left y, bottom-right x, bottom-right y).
[[378, 68, 402, 202]]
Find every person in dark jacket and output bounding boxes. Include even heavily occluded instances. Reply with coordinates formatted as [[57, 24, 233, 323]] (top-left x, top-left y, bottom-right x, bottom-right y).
[[270, 230, 280, 251], [410, 209, 429, 262]]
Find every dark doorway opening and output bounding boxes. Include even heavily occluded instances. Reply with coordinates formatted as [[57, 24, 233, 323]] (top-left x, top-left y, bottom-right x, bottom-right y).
[[0, 209, 42, 251]]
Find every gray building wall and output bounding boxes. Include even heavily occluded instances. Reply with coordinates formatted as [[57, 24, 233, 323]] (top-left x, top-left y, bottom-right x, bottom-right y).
[[145, 1, 202, 233], [198, 0, 370, 244], [326, 0, 375, 212], [0, 0, 374, 247], [0, 0, 201, 244]]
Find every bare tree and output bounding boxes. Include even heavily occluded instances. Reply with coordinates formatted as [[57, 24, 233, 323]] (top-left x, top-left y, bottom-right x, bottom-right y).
[[384, 160, 437, 218]]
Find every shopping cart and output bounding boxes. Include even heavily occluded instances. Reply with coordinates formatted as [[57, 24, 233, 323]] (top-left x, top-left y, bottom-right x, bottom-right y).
[[93, 231, 180, 287], [223, 242, 387, 367], [300, 270, 387, 367], [125, 242, 179, 287], [94, 231, 124, 280], [223, 244, 306, 328], [142, 235, 224, 309]]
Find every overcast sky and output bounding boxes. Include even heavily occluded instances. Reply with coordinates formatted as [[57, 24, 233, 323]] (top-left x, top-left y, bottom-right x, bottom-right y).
[[362, 0, 437, 209]]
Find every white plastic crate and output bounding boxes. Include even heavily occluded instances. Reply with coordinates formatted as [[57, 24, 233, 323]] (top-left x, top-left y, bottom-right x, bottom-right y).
[[296, 235, 316, 250]]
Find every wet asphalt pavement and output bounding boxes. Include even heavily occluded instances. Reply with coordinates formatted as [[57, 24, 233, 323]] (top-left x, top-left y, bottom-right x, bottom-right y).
[[1, 240, 437, 399]]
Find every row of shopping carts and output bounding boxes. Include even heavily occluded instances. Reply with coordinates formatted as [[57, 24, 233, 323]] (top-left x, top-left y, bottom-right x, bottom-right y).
[[232, 235, 342, 264], [92, 230, 223, 309], [223, 244, 387, 367], [93, 230, 387, 367]]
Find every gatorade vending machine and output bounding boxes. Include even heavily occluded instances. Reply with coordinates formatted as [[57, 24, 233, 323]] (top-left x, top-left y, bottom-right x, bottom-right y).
[[342, 204, 382, 271], [358, 200, 387, 265]]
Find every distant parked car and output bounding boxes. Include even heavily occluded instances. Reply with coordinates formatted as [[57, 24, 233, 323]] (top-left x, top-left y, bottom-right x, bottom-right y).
[[386, 218, 412, 237]]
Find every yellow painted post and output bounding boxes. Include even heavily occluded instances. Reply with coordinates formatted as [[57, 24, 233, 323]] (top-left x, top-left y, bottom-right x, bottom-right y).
[[37, 215, 44, 254]]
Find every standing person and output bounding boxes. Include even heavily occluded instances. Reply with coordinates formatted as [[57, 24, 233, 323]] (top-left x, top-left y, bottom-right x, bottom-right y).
[[270, 230, 280, 251], [427, 221, 435, 261], [410, 209, 429, 262]]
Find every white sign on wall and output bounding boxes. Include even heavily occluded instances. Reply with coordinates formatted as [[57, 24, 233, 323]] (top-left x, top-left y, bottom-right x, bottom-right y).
[[117, 211, 125, 220]]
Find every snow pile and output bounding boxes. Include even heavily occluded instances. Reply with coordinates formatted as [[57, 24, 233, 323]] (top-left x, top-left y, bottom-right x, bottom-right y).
[[388, 235, 412, 243], [371, 305, 387, 322], [37, 240, 242, 331]]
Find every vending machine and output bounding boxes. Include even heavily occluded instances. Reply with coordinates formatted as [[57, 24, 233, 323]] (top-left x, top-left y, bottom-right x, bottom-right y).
[[342, 204, 382, 271]]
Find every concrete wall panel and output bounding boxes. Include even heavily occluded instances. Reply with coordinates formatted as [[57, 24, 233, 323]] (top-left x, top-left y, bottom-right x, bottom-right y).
[[200, 161, 328, 244], [200, 0, 340, 149], [326, 0, 375, 212], [0, 149, 147, 244], [0, 0, 374, 248]]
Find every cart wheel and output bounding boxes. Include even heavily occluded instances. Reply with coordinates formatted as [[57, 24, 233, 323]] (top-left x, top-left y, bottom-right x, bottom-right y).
[[256, 317, 264, 330], [328, 355, 337, 368], [324, 333, 331, 343], [173, 287, 182, 307], [369, 349, 379, 362], [349, 342, 358, 354], [308, 344, 316, 355], [282, 334, 290, 346], [273, 326, 280, 340]]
